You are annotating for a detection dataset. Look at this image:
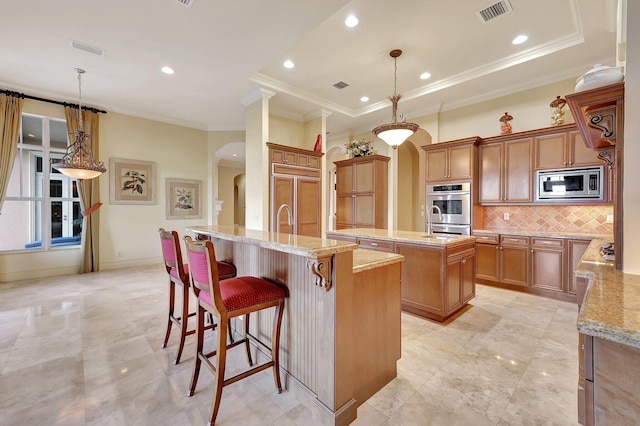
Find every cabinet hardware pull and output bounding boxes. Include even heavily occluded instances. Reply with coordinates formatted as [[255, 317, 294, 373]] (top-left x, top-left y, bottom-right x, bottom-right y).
[[370, 242, 378, 246], [509, 239, 519, 242], [531, 250, 534, 253], [461, 259, 466, 264]]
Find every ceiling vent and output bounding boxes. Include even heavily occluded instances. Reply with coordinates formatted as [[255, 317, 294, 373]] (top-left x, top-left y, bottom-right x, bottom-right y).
[[332, 81, 349, 89], [175, 0, 194, 7], [69, 40, 106, 56], [477, 0, 513, 23]]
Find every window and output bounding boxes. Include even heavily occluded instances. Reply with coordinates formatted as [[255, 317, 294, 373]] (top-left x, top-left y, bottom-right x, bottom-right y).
[[0, 113, 82, 251]]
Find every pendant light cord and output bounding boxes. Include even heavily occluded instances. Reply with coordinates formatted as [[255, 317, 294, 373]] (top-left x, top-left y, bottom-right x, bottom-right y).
[[75, 68, 85, 131]]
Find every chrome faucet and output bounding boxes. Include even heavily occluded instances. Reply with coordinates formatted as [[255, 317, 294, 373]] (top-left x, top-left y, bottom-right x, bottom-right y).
[[426, 205, 443, 237], [276, 204, 293, 234]]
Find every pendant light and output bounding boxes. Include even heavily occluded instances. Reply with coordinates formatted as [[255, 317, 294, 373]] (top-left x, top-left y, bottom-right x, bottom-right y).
[[372, 49, 419, 149], [53, 68, 106, 180]]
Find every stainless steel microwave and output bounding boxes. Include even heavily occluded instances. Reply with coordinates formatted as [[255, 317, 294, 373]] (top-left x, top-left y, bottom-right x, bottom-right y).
[[535, 166, 604, 202]]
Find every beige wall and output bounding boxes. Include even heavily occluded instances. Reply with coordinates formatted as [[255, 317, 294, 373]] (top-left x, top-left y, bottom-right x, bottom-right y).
[[269, 115, 305, 148], [217, 162, 244, 226]]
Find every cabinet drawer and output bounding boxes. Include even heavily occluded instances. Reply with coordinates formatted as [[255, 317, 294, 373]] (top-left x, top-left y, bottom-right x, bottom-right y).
[[500, 235, 529, 246], [474, 234, 499, 244], [357, 238, 395, 253], [531, 237, 564, 248]]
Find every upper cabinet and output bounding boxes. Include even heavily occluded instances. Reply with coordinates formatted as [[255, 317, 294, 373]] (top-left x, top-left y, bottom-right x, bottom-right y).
[[422, 137, 480, 182], [479, 135, 533, 204], [533, 125, 602, 170], [269, 142, 322, 169]]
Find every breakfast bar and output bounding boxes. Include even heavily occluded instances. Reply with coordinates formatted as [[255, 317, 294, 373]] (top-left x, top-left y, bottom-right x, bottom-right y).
[[186, 225, 403, 426]]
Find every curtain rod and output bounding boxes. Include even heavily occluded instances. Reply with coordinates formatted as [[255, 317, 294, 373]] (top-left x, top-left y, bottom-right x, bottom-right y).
[[0, 88, 107, 114]]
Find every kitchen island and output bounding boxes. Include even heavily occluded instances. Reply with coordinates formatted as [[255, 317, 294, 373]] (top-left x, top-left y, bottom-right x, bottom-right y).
[[326, 228, 476, 322], [186, 225, 403, 426], [575, 239, 640, 425]]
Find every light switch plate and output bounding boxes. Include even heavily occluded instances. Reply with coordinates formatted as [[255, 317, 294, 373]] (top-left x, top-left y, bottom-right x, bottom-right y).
[[606, 214, 614, 224], [503, 213, 510, 220]]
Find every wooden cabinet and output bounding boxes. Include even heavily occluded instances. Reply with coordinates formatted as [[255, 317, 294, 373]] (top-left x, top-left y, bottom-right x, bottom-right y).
[[534, 126, 601, 170], [530, 237, 565, 293], [422, 137, 479, 182], [268, 143, 323, 237], [335, 155, 389, 229], [475, 232, 595, 303], [479, 137, 532, 204], [396, 241, 475, 322], [270, 144, 321, 169]]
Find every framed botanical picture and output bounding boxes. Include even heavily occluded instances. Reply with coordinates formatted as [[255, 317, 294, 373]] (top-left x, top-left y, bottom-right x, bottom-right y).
[[165, 178, 203, 219], [109, 158, 156, 205]]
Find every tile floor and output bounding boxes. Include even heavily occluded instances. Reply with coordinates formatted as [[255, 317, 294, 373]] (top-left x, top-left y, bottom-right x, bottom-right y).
[[0, 265, 580, 425]]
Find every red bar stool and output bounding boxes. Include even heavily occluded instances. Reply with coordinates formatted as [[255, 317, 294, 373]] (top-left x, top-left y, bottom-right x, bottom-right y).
[[183, 235, 286, 426], [158, 228, 237, 364]]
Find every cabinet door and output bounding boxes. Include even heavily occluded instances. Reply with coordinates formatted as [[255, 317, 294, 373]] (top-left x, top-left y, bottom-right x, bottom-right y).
[[461, 252, 475, 304], [448, 144, 473, 180], [426, 148, 447, 182], [354, 194, 375, 227], [567, 239, 590, 295], [479, 143, 503, 203], [569, 131, 601, 167], [335, 195, 354, 226], [446, 257, 463, 314], [354, 161, 374, 193], [500, 245, 529, 287], [476, 242, 499, 281], [535, 132, 566, 169], [296, 178, 320, 237], [307, 156, 321, 169], [504, 138, 533, 202], [272, 149, 296, 164], [273, 176, 294, 234], [296, 153, 310, 167], [336, 164, 353, 195], [531, 248, 564, 292]]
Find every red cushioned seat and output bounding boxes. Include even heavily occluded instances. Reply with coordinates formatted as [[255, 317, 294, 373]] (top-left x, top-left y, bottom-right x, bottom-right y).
[[198, 276, 286, 312]]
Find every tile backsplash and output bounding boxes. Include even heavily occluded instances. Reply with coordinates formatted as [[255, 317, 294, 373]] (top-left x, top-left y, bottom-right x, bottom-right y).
[[482, 205, 613, 234]]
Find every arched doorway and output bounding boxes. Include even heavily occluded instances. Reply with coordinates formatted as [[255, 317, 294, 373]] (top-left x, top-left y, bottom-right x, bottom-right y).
[[398, 129, 432, 231]]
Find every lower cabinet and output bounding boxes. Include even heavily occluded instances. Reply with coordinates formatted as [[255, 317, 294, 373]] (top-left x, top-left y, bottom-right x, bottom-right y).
[[396, 241, 475, 322], [530, 237, 564, 292], [475, 232, 591, 302]]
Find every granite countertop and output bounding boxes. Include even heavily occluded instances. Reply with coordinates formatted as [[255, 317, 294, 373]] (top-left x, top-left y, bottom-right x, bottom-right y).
[[576, 239, 640, 349], [187, 225, 358, 257], [327, 228, 475, 248], [352, 248, 404, 274], [473, 228, 611, 240]]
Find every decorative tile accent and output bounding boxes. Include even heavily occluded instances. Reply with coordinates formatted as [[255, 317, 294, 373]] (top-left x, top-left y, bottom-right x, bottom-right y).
[[482, 205, 613, 234]]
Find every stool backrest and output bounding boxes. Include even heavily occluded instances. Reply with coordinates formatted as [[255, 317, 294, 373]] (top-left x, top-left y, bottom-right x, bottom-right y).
[[158, 228, 186, 278], [183, 236, 226, 313]]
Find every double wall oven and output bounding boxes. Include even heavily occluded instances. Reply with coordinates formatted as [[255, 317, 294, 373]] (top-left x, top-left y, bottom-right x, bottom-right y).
[[426, 182, 471, 235]]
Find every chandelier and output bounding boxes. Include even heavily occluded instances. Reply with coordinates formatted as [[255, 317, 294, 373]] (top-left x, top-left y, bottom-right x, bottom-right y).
[[53, 68, 106, 180], [372, 49, 419, 149]]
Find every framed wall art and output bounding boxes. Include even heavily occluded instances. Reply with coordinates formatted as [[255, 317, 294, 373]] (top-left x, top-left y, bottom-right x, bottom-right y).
[[165, 178, 203, 219], [109, 158, 156, 205]]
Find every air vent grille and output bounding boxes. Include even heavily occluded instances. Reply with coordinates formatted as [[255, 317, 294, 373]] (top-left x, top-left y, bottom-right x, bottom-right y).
[[69, 40, 106, 56], [175, 0, 194, 7], [477, 0, 512, 23], [332, 81, 349, 89]]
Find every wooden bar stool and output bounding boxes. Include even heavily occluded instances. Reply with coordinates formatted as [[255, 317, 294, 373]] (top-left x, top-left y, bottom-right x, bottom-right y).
[[183, 236, 286, 426], [158, 228, 237, 364]]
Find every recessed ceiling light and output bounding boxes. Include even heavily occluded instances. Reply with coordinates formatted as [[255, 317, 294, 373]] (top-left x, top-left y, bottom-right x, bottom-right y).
[[283, 59, 295, 69], [512, 35, 528, 45], [345, 15, 359, 28], [161, 66, 174, 74], [360, 96, 369, 102], [232, 153, 237, 157], [420, 72, 432, 80]]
